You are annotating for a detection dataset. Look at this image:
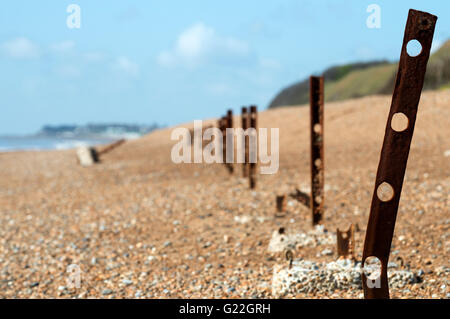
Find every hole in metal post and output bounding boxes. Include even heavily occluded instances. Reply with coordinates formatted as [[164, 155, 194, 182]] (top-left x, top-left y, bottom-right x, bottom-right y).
[[406, 39, 422, 57], [314, 158, 322, 167], [315, 196, 322, 204], [377, 182, 395, 202], [391, 112, 409, 132], [363, 256, 382, 280], [313, 124, 322, 134]]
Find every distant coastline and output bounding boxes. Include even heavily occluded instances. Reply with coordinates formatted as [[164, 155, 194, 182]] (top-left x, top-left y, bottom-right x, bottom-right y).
[[0, 123, 161, 151], [36, 123, 160, 138]]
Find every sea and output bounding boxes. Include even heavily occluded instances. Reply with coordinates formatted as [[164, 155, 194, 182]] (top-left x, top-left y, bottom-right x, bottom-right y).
[[0, 135, 137, 152]]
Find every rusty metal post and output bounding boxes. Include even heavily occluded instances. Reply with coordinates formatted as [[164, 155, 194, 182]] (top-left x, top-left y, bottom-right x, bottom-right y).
[[217, 117, 224, 159], [249, 106, 257, 189], [226, 110, 234, 174], [309, 76, 324, 226], [241, 107, 249, 178], [201, 125, 213, 148], [220, 116, 227, 167], [96, 139, 125, 156], [337, 224, 355, 260], [362, 9, 437, 299], [289, 188, 311, 208], [276, 195, 286, 213]]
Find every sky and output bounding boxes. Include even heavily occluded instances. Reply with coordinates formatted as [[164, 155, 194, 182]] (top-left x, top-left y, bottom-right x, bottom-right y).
[[0, 0, 449, 135]]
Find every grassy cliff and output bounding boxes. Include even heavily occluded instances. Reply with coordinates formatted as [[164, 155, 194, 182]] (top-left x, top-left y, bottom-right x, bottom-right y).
[[268, 39, 450, 108]]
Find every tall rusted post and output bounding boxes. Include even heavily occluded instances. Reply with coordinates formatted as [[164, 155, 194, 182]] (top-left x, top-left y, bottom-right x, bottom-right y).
[[241, 107, 249, 177], [220, 116, 227, 167], [249, 105, 257, 189], [226, 110, 234, 174], [362, 9, 437, 299], [309, 76, 324, 226]]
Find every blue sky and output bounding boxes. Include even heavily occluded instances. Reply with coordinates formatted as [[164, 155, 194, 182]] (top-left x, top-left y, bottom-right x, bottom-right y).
[[0, 0, 448, 134]]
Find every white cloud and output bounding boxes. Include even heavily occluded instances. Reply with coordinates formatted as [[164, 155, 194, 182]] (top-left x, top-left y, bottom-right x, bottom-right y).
[[157, 22, 250, 68], [2, 37, 39, 59], [50, 40, 75, 53], [115, 56, 139, 76]]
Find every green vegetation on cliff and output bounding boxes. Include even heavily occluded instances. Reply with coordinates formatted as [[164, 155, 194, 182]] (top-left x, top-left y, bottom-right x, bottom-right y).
[[268, 40, 450, 108]]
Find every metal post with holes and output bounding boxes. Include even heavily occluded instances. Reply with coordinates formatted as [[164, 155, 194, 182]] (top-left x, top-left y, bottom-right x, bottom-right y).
[[309, 76, 325, 226], [226, 110, 234, 174], [241, 107, 249, 177], [249, 106, 257, 189], [362, 9, 437, 299], [337, 224, 355, 260]]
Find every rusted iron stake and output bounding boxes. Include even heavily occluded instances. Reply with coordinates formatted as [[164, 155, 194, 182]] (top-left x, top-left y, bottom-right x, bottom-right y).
[[241, 107, 249, 178], [276, 195, 287, 213], [337, 224, 355, 260], [362, 9, 437, 299], [226, 110, 234, 174], [289, 188, 311, 208], [96, 139, 125, 156], [285, 250, 294, 269], [309, 76, 325, 226], [249, 106, 257, 189], [220, 116, 227, 167]]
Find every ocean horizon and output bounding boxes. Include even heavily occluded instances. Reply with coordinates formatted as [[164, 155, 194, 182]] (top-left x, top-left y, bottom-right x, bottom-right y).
[[0, 135, 130, 152]]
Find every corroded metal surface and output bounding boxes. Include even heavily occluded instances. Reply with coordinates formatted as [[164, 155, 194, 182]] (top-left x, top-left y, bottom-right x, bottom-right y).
[[97, 139, 125, 156], [285, 249, 294, 269], [276, 195, 286, 213], [362, 9, 437, 299], [226, 110, 234, 174], [249, 106, 257, 189], [289, 188, 310, 208], [241, 107, 249, 177], [309, 76, 324, 226], [219, 116, 227, 166], [337, 224, 355, 260]]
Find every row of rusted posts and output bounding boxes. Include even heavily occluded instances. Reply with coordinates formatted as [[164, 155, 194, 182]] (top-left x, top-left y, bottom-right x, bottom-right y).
[[217, 106, 257, 189], [274, 9, 436, 299], [215, 9, 436, 300]]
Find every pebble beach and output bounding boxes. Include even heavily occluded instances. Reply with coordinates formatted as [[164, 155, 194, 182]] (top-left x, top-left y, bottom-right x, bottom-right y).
[[0, 91, 448, 299]]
